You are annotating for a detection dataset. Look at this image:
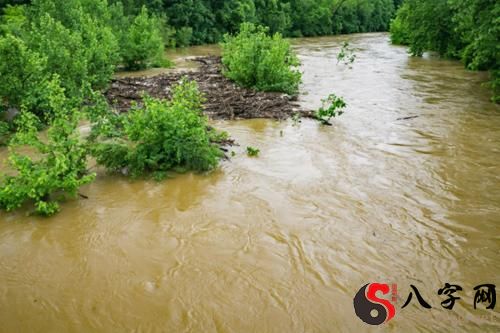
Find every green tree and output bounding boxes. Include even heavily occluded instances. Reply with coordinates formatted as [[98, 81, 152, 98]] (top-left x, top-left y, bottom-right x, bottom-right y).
[[165, 0, 217, 44], [0, 0, 29, 11], [255, 0, 291, 34], [0, 34, 48, 113], [28, 0, 120, 91], [0, 4, 27, 36], [28, 13, 89, 98], [213, 0, 256, 34], [122, 6, 164, 70]]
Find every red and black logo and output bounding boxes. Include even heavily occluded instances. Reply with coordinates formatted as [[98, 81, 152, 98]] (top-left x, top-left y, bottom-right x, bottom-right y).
[[353, 283, 396, 326]]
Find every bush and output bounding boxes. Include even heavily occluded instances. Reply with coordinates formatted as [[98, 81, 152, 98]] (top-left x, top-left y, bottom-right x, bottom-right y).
[[221, 23, 301, 95], [0, 77, 95, 216], [337, 41, 356, 67], [121, 6, 164, 70], [92, 79, 222, 177], [30, 14, 88, 96]]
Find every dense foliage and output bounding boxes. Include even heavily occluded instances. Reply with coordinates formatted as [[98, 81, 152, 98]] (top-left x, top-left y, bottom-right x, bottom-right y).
[[92, 79, 222, 178], [0, 0, 166, 117], [121, 6, 165, 69], [221, 23, 301, 95], [0, 34, 48, 114], [101, 0, 399, 45], [390, 0, 499, 102], [2, 0, 401, 46]]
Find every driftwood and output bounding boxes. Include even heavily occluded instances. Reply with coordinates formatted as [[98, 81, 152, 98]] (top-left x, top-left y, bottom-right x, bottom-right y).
[[106, 56, 305, 120], [396, 115, 419, 121]]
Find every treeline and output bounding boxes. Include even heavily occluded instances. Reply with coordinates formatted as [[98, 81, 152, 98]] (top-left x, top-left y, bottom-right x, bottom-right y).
[[2, 0, 401, 47], [118, 0, 400, 45], [390, 0, 499, 103]]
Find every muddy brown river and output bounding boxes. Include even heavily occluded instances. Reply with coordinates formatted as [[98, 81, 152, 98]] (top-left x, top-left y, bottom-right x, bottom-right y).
[[1, 33, 499, 332]]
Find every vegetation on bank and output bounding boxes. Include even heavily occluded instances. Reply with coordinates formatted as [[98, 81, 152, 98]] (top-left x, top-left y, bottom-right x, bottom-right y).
[[390, 0, 499, 102], [0, 76, 224, 216], [162, 0, 399, 44]]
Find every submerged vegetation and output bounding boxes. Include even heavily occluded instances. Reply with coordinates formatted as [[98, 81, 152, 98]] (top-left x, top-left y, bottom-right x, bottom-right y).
[[315, 94, 347, 125], [0, 77, 95, 216], [246, 146, 260, 157], [337, 41, 356, 67], [390, 0, 499, 102]]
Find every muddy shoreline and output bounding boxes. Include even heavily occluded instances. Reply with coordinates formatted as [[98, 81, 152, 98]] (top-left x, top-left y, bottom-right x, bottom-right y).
[[106, 56, 311, 120]]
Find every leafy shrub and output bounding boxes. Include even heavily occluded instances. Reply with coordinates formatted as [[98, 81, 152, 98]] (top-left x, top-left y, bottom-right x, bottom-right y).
[[315, 94, 347, 125], [92, 79, 222, 177], [389, 2, 410, 45], [221, 23, 301, 95], [0, 77, 95, 216], [122, 6, 164, 70], [79, 15, 120, 90]]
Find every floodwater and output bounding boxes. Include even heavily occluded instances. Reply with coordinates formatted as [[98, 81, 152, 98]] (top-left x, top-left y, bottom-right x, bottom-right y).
[[1, 33, 499, 332]]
